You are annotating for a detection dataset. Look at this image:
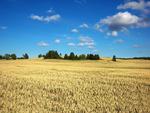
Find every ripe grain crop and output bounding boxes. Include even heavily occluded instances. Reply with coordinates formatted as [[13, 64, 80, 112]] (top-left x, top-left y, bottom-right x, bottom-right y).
[[0, 59, 150, 113]]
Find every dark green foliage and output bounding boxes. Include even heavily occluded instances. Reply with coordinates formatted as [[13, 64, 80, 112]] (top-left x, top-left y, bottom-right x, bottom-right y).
[[79, 54, 86, 60], [44, 50, 61, 59], [23, 53, 29, 59], [10, 54, 17, 60], [38, 54, 43, 58], [69, 52, 75, 60], [62, 52, 100, 60], [64, 54, 68, 59], [0, 55, 3, 59], [133, 57, 150, 60], [86, 54, 100, 60], [0, 54, 17, 60], [4, 54, 11, 60], [112, 55, 116, 61]]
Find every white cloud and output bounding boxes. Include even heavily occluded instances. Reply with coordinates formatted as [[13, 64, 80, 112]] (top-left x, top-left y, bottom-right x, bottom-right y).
[[68, 43, 76, 46], [107, 31, 118, 37], [0, 26, 7, 30], [30, 14, 61, 22], [80, 23, 89, 28], [111, 31, 118, 37], [37, 41, 49, 47], [30, 15, 43, 21], [117, 0, 150, 13], [78, 36, 95, 48], [71, 28, 79, 33], [54, 39, 60, 44], [47, 8, 55, 13], [101, 12, 139, 29], [99, 11, 150, 34], [44, 14, 60, 22], [115, 39, 124, 44], [93, 49, 99, 52]]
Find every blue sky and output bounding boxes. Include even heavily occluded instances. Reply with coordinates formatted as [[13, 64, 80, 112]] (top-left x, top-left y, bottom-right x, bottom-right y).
[[0, 0, 150, 57]]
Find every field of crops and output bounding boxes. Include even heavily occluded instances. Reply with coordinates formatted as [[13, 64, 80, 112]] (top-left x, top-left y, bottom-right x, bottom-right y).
[[0, 59, 150, 113]]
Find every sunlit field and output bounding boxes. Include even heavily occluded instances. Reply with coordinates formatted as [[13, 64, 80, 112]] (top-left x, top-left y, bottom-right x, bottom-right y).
[[0, 59, 150, 113]]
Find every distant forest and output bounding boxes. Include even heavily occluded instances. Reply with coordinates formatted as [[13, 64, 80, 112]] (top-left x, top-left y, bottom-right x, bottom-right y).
[[0, 50, 150, 60]]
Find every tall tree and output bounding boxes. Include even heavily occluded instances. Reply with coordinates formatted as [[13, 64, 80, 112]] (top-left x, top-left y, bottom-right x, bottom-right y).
[[69, 52, 75, 60], [44, 50, 61, 59], [64, 54, 68, 59], [23, 53, 29, 59], [4, 54, 10, 60], [112, 55, 116, 61], [11, 54, 17, 60]]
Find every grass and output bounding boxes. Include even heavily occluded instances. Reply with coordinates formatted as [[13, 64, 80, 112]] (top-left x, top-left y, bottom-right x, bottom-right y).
[[0, 59, 150, 113]]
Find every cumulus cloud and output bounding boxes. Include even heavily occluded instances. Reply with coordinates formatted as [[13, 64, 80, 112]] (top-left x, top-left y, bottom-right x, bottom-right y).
[[79, 23, 89, 28], [0, 26, 7, 30], [68, 43, 76, 46], [78, 36, 95, 48], [30, 14, 61, 22], [98, 11, 150, 35], [117, 0, 150, 13], [37, 41, 49, 47], [71, 28, 79, 33], [54, 39, 60, 44], [101, 12, 140, 30]]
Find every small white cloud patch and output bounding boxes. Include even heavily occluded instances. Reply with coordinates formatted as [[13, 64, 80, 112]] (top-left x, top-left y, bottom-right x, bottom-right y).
[[71, 29, 79, 33], [30, 14, 61, 23], [68, 43, 76, 46], [80, 23, 89, 28], [37, 41, 49, 47], [54, 39, 60, 44]]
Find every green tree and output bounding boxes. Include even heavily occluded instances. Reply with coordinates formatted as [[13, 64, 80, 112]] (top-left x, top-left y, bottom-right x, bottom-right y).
[[94, 54, 100, 60], [112, 55, 116, 61], [64, 54, 68, 59], [44, 50, 61, 59], [69, 52, 75, 60], [4, 54, 10, 60], [11, 54, 17, 60], [23, 53, 29, 59], [0, 55, 3, 59], [79, 54, 86, 60], [38, 54, 43, 58]]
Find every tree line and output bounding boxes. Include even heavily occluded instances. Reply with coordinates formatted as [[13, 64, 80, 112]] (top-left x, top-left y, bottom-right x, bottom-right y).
[[38, 50, 100, 60], [0, 50, 118, 61], [0, 53, 29, 60]]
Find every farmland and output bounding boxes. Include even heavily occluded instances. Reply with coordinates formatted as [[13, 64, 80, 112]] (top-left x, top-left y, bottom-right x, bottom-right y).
[[0, 59, 150, 113]]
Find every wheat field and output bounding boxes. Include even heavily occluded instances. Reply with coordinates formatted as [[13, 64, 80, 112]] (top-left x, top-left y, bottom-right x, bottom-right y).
[[0, 59, 150, 113]]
